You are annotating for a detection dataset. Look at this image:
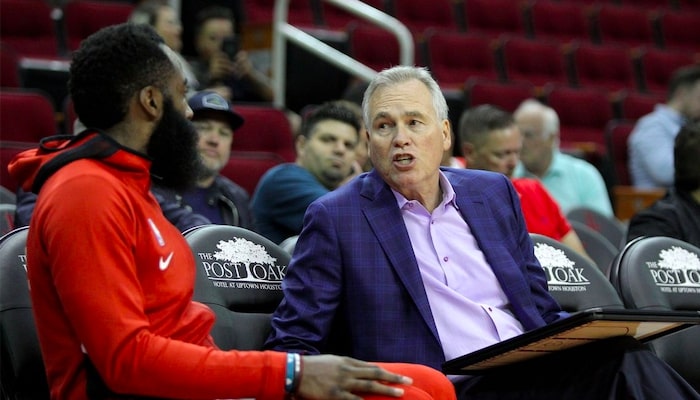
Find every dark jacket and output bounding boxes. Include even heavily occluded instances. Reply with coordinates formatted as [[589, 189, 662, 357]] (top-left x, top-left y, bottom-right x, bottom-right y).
[[151, 175, 254, 232], [16, 176, 253, 233], [627, 188, 700, 248]]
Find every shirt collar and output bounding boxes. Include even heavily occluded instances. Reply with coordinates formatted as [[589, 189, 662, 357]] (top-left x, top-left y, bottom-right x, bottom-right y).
[[392, 171, 457, 210]]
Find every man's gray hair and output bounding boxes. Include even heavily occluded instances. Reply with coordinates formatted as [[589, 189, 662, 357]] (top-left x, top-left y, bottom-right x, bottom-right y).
[[514, 98, 559, 138], [361, 66, 449, 129]]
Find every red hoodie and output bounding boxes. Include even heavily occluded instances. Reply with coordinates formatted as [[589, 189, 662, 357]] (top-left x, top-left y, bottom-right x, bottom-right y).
[[8, 132, 286, 399]]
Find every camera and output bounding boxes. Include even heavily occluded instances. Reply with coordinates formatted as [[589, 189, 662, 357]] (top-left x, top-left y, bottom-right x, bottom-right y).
[[221, 37, 239, 59]]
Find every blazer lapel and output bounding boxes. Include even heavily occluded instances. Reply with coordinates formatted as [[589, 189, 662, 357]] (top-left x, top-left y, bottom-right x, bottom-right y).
[[360, 173, 441, 344]]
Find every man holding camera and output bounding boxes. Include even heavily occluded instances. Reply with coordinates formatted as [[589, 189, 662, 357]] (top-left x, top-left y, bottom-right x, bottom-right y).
[[190, 5, 274, 103]]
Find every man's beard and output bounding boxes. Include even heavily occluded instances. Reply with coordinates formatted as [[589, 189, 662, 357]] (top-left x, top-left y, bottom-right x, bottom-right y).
[[147, 98, 202, 192]]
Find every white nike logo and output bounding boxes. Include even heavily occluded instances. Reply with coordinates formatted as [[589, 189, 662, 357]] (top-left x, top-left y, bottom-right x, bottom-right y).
[[159, 252, 174, 271]]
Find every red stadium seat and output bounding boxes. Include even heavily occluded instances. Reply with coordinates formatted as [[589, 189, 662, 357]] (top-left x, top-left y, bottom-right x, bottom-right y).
[[464, 78, 536, 112], [595, 5, 655, 48], [243, 0, 316, 28], [319, 0, 387, 30], [463, 0, 527, 39], [348, 24, 422, 71], [0, 143, 36, 193], [233, 105, 295, 162], [529, 0, 594, 44], [220, 151, 286, 196], [619, 91, 664, 120], [604, 119, 635, 187], [543, 85, 613, 159], [63, 1, 135, 51], [657, 11, 700, 53], [425, 31, 501, 90], [636, 47, 698, 94], [0, 88, 57, 143], [501, 37, 570, 87], [0, 0, 59, 57], [0, 44, 21, 88], [393, 0, 459, 35], [570, 42, 637, 93]]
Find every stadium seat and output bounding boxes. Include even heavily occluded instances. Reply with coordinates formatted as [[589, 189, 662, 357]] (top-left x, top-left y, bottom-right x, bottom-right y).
[[185, 224, 287, 350], [542, 85, 613, 157], [528, 0, 594, 44], [0, 0, 59, 57], [0, 226, 50, 399], [425, 31, 501, 90], [595, 5, 656, 48], [243, 0, 317, 28], [0, 88, 57, 143], [233, 105, 295, 162], [501, 37, 570, 87], [63, 1, 135, 52], [636, 47, 698, 94], [463, 0, 527, 39], [530, 233, 625, 312], [0, 44, 21, 87], [220, 151, 286, 196], [464, 78, 536, 112], [569, 220, 619, 276], [570, 42, 637, 93], [392, 0, 458, 35], [348, 24, 416, 72], [603, 119, 635, 187], [656, 11, 700, 53], [619, 91, 664, 120], [319, 0, 387, 30], [566, 206, 627, 250], [608, 236, 700, 391]]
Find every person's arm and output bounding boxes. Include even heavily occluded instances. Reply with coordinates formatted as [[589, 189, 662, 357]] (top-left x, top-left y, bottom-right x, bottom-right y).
[[256, 167, 330, 234], [13, 187, 36, 227], [151, 186, 211, 232], [232, 50, 274, 102], [630, 119, 676, 187], [626, 201, 679, 242]]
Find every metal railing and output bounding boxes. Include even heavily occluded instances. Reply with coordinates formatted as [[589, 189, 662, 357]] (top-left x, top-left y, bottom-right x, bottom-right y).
[[271, 0, 413, 108]]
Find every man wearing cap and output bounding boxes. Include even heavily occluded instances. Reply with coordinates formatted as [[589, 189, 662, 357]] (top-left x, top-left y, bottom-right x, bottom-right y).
[[152, 91, 253, 231]]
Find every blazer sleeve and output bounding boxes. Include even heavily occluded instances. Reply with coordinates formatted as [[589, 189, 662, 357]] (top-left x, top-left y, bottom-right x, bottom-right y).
[[265, 199, 342, 354]]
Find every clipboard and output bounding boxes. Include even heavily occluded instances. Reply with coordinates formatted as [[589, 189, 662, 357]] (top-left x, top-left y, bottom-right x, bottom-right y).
[[442, 307, 700, 375]]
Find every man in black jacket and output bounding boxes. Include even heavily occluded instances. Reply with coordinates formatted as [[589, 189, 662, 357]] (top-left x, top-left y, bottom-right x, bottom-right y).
[[152, 90, 253, 231], [627, 121, 700, 247]]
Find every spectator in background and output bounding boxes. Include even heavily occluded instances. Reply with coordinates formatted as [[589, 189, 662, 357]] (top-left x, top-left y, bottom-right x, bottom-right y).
[[459, 104, 588, 257], [129, 0, 200, 96], [152, 91, 254, 231], [512, 99, 613, 217], [7, 23, 455, 400], [251, 100, 362, 243], [628, 65, 700, 189], [627, 121, 700, 247], [189, 5, 273, 103]]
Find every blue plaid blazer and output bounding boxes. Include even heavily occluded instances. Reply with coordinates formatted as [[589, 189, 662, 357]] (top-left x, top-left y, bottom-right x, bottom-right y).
[[266, 168, 567, 371]]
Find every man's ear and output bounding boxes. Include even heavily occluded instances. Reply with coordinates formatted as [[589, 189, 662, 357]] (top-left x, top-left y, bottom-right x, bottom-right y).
[[461, 142, 475, 165], [139, 85, 162, 119]]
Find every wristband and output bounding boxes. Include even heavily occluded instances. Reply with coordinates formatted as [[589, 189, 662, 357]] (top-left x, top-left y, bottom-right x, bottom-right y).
[[285, 353, 301, 394]]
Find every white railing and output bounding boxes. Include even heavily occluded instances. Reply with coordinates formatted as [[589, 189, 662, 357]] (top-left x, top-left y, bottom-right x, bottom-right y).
[[271, 0, 413, 108]]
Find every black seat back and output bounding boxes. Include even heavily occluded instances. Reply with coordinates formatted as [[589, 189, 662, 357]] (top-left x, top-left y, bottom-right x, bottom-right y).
[[530, 233, 625, 312], [608, 236, 700, 390], [0, 226, 49, 399], [185, 225, 287, 351]]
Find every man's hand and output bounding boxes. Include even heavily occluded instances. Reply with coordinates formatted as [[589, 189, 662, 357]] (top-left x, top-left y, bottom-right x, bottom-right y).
[[297, 355, 412, 400]]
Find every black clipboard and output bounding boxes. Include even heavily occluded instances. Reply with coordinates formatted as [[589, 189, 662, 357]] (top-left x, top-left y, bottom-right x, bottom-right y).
[[442, 308, 700, 375]]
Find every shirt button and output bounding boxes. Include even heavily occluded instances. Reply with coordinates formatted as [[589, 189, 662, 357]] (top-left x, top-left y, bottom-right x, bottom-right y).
[[488, 307, 493, 312], [443, 256, 448, 262]]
